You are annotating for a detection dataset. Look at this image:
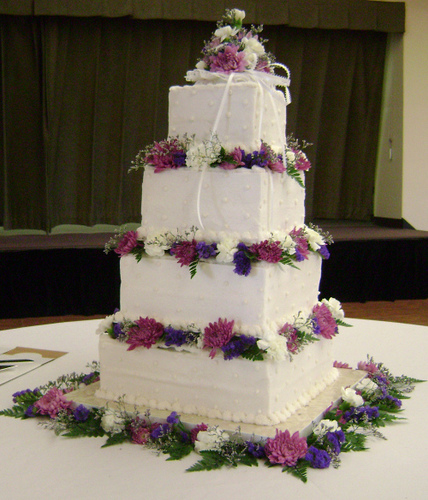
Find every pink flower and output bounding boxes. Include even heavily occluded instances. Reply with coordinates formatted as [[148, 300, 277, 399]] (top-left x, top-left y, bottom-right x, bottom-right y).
[[34, 387, 73, 418], [170, 240, 198, 267], [312, 303, 338, 340], [268, 159, 286, 173], [255, 58, 272, 73], [357, 361, 379, 375], [290, 227, 309, 261], [294, 149, 311, 171], [264, 429, 308, 467], [249, 240, 283, 263], [219, 147, 245, 170], [126, 316, 164, 350], [145, 138, 186, 173], [334, 360, 352, 369], [209, 45, 247, 74], [114, 231, 138, 256], [203, 318, 235, 358], [279, 323, 300, 353], [129, 418, 150, 445], [190, 423, 208, 443]]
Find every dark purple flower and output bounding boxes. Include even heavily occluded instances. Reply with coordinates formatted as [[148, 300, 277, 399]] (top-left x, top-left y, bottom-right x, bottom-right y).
[[164, 326, 188, 347], [114, 231, 138, 257], [248, 240, 283, 263], [203, 318, 235, 358], [233, 243, 252, 276], [195, 241, 218, 259], [305, 446, 331, 469], [343, 405, 380, 423], [318, 245, 330, 259], [221, 335, 256, 360], [167, 411, 180, 425], [74, 404, 90, 422], [24, 405, 37, 418], [326, 430, 346, 454], [150, 423, 170, 440], [113, 322, 125, 338], [246, 441, 266, 458], [170, 240, 198, 266], [126, 316, 164, 350]]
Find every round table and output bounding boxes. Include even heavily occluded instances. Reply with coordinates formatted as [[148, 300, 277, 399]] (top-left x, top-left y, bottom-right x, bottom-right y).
[[1, 318, 427, 500]]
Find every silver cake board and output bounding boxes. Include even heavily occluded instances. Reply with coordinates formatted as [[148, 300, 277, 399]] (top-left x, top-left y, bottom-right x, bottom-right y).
[[69, 368, 367, 440]]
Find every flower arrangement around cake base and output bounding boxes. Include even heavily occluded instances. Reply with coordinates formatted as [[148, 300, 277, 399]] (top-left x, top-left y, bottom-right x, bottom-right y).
[[0, 358, 423, 483]]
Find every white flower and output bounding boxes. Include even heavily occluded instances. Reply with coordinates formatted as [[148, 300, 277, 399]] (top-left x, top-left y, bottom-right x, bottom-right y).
[[96, 315, 114, 335], [286, 150, 296, 164], [243, 50, 258, 70], [194, 426, 230, 453], [356, 377, 378, 393], [144, 241, 168, 257], [101, 409, 126, 434], [305, 227, 325, 251], [257, 334, 288, 361], [271, 232, 296, 253], [196, 60, 207, 70], [341, 387, 364, 407], [321, 297, 345, 321], [186, 140, 222, 171], [216, 237, 239, 263], [313, 419, 339, 437], [232, 9, 245, 22], [214, 26, 238, 42], [242, 37, 265, 57]]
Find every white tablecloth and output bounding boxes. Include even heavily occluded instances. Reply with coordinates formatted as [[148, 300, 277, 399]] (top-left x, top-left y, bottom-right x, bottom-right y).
[[0, 318, 427, 500]]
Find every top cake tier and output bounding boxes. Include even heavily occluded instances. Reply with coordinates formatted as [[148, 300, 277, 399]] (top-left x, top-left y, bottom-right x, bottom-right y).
[[168, 80, 287, 154]]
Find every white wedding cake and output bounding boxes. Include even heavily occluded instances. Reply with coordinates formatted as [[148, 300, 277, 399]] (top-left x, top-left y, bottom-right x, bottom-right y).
[[96, 9, 346, 426]]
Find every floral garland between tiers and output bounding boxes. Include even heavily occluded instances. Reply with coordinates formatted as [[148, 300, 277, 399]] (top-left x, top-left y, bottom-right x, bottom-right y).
[[1, 358, 423, 483], [97, 298, 349, 362], [105, 224, 332, 279], [130, 136, 311, 188]]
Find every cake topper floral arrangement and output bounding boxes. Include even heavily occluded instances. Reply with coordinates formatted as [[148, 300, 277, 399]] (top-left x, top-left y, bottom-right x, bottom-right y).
[[1, 358, 423, 483], [194, 8, 275, 74]]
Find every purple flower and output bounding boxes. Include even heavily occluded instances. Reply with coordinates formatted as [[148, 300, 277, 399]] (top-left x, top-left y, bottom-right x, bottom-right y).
[[318, 244, 330, 259], [195, 241, 218, 259], [170, 240, 198, 267], [164, 326, 188, 347], [279, 323, 300, 353], [150, 423, 170, 440], [343, 405, 380, 423], [248, 240, 283, 263], [203, 318, 235, 358], [126, 316, 164, 350], [114, 231, 138, 257], [233, 243, 252, 276], [74, 404, 90, 422], [221, 335, 256, 360], [305, 446, 331, 469], [113, 322, 125, 339], [326, 430, 346, 454], [246, 441, 266, 458], [145, 138, 187, 172], [166, 411, 180, 425], [24, 405, 37, 418], [209, 44, 247, 74], [12, 388, 40, 403]]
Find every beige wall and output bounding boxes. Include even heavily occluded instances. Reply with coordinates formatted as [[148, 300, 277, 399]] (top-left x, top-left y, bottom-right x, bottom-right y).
[[375, 0, 428, 230]]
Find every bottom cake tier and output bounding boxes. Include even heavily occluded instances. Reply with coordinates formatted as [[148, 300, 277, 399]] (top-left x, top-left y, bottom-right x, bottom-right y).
[[96, 334, 339, 426]]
